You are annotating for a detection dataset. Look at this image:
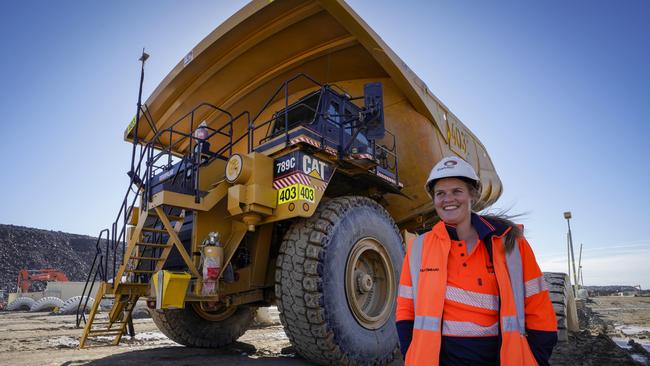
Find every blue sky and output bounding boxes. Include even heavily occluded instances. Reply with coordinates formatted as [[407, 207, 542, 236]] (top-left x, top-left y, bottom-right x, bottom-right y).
[[1, 1, 648, 287]]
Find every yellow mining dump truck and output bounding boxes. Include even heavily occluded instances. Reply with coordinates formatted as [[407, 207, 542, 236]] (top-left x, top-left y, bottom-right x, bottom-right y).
[[77, 0, 513, 363]]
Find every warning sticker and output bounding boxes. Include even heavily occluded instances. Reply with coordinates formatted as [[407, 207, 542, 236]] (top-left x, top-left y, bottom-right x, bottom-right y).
[[277, 184, 315, 205]]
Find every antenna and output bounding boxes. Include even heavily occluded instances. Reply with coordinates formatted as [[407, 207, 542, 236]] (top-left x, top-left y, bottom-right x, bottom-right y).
[[129, 48, 150, 176]]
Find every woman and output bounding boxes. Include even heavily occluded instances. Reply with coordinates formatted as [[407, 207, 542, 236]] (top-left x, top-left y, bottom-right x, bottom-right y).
[[396, 156, 557, 365]]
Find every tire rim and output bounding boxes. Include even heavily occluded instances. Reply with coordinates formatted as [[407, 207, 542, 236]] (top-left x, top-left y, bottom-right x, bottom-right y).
[[345, 237, 395, 329], [192, 302, 237, 321]]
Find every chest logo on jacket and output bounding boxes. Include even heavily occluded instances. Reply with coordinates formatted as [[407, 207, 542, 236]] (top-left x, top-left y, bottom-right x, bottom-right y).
[[419, 267, 439, 272]]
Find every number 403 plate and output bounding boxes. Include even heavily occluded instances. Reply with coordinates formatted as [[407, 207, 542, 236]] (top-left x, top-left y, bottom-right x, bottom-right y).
[[277, 184, 315, 204]]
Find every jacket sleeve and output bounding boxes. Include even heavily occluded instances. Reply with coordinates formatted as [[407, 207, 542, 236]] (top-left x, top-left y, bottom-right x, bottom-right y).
[[518, 236, 558, 365], [396, 237, 415, 357]]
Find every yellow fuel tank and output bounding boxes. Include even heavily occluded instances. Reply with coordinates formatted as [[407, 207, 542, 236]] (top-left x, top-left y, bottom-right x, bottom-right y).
[[125, 0, 502, 229]]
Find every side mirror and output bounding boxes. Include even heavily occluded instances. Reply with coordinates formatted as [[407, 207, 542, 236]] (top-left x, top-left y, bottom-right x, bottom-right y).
[[363, 82, 385, 139]]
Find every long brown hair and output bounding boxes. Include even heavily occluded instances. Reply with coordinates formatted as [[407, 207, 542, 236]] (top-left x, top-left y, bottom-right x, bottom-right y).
[[481, 214, 521, 252], [463, 178, 522, 252]]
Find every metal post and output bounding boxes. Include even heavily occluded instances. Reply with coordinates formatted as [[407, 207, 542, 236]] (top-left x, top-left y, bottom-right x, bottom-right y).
[[130, 49, 150, 175], [577, 243, 583, 287], [564, 211, 578, 295], [568, 220, 578, 290], [566, 233, 571, 284], [284, 82, 290, 147], [248, 119, 252, 153]]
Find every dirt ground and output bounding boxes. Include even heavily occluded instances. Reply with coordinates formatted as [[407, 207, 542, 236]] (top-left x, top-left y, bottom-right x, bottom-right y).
[[0, 307, 311, 366], [590, 296, 650, 362], [0, 307, 400, 366], [1, 299, 649, 366], [590, 296, 650, 343], [549, 296, 650, 366]]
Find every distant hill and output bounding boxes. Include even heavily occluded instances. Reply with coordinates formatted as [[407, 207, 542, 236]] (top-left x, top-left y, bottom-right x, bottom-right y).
[[0, 224, 99, 293], [584, 285, 640, 291], [583, 285, 642, 296]]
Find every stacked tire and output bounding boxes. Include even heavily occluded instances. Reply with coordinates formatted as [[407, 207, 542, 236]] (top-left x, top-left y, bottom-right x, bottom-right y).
[[57, 296, 94, 315], [543, 272, 579, 341], [30, 296, 64, 312], [6, 297, 36, 311]]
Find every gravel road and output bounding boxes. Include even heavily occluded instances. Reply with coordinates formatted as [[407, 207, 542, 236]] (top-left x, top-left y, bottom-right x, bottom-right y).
[[2, 299, 649, 365]]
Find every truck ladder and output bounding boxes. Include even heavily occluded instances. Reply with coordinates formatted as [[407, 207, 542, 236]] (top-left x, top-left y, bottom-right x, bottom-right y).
[[79, 206, 186, 348]]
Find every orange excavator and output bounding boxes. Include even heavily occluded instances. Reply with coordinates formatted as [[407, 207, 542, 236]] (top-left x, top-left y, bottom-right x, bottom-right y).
[[16, 268, 69, 293]]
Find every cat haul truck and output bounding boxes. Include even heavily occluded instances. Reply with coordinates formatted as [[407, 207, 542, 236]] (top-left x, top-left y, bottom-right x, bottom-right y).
[[78, 1, 579, 365]]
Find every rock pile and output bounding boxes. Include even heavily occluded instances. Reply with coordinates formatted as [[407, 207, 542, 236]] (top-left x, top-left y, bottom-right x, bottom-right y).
[[551, 331, 643, 366], [0, 224, 100, 293]]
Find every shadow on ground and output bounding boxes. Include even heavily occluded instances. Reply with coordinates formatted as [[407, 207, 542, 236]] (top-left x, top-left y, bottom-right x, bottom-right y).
[[61, 342, 310, 366]]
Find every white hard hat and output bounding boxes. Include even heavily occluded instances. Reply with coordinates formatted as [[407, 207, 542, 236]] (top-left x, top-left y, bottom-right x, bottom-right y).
[[425, 156, 480, 194]]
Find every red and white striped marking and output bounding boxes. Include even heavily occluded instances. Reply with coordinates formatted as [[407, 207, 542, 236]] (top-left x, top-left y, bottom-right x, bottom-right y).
[[348, 153, 374, 160], [273, 172, 328, 191], [313, 184, 326, 191], [375, 170, 404, 187], [290, 136, 337, 156], [273, 173, 311, 189]]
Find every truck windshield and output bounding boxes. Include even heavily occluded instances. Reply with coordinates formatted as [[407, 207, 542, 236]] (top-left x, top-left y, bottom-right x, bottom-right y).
[[272, 92, 321, 134]]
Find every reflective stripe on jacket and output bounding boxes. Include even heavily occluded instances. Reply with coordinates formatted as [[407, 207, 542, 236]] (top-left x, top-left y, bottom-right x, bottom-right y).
[[396, 220, 557, 365]]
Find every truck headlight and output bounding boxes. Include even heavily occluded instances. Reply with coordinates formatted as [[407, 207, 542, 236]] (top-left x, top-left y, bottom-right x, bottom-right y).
[[226, 154, 248, 184]]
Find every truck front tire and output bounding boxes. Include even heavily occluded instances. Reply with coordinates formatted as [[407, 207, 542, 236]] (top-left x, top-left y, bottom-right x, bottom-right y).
[[276, 196, 404, 365]]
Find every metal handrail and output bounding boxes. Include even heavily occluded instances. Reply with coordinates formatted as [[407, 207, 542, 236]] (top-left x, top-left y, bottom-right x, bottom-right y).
[[84, 101, 243, 301], [76, 228, 110, 327], [252, 101, 320, 146], [245, 73, 323, 149]]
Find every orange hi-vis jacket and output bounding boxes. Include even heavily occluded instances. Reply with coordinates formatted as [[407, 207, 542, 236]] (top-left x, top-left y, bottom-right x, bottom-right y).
[[396, 217, 557, 365]]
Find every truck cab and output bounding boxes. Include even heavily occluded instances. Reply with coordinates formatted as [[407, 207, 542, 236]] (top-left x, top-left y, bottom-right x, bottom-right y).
[[256, 80, 400, 194]]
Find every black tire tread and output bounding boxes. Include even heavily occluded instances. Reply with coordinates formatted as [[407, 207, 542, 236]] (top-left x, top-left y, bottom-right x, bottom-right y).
[[543, 272, 578, 341], [150, 305, 255, 348], [275, 196, 401, 366]]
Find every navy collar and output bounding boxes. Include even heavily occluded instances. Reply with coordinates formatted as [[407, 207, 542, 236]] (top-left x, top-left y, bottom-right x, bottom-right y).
[[444, 213, 507, 241]]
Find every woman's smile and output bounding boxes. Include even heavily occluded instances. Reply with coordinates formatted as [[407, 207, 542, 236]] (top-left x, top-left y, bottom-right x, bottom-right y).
[[432, 178, 472, 226]]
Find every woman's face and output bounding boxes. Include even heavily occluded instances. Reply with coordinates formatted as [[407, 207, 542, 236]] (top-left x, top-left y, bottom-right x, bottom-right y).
[[432, 177, 473, 226]]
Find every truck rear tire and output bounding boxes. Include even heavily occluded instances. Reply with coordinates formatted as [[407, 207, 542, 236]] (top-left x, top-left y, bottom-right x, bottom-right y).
[[150, 304, 255, 348], [276, 196, 403, 365], [543, 272, 579, 341]]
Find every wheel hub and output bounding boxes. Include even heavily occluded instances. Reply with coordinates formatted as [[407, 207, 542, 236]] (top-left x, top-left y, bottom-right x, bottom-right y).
[[356, 272, 374, 293], [192, 302, 237, 321], [345, 237, 396, 330]]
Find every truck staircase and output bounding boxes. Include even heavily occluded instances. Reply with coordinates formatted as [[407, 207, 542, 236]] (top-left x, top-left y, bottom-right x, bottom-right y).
[[79, 207, 185, 348], [77, 100, 241, 348]]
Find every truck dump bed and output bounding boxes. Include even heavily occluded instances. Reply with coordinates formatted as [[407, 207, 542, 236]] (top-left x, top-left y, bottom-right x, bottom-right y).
[[125, 0, 502, 229]]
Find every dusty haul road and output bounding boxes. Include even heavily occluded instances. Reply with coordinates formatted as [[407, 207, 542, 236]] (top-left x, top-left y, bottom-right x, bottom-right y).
[[0, 307, 401, 366], [0, 307, 314, 366], [1, 299, 649, 366]]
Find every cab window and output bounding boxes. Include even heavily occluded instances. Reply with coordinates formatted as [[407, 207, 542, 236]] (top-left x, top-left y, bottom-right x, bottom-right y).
[[345, 106, 368, 145], [272, 92, 321, 134], [327, 101, 340, 125]]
